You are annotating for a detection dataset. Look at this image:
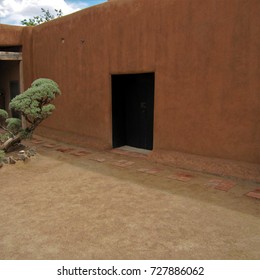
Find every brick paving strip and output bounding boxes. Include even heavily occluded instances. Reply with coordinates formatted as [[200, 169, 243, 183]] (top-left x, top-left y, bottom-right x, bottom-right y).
[[112, 160, 135, 168], [245, 188, 260, 199], [42, 143, 58, 148], [69, 150, 91, 157], [56, 147, 74, 153], [205, 179, 236, 191], [29, 139, 258, 200], [27, 140, 260, 201], [167, 172, 195, 182]]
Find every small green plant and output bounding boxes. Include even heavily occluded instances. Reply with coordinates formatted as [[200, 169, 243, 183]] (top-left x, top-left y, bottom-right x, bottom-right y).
[[21, 8, 63, 26], [0, 78, 61, 152]]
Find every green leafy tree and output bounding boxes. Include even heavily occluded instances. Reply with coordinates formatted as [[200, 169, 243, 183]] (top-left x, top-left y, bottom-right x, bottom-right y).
[[0, 78, 61, 152], [21, 8, 63, 26]]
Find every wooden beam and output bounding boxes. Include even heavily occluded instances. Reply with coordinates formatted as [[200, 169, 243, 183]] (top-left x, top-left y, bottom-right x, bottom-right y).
[[0, 51, 22, 61]]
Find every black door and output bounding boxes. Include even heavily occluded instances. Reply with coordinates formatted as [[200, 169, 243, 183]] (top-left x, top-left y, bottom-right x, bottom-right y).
[[112, 73, 154, 150]]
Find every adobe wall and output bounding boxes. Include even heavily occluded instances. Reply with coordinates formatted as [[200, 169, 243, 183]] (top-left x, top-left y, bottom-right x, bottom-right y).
[[30, 0, 259, 165], [0, 24, 23, 46], [155, 0, 260, 165], [21, 27, 34, 90]]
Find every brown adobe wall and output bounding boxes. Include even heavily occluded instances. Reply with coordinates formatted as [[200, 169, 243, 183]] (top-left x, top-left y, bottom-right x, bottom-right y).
[[21, 27, 34, 90], [30, 0, 259, 165], [154, 0, 260, 165], [0, 24, 23, 46]]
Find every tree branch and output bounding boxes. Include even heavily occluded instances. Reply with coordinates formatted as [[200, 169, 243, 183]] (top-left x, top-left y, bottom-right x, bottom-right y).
[[0, 124, 15, 138]]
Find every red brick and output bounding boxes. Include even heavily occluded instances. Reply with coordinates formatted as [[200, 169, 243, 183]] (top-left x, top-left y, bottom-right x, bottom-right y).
[[168, 173, 194, 182], [214, 181, 235, 191], [70, 151, 89, 156], [205, 179, 224, 187], [77, 150, 90, 155], [246, 190, 260, 199], [42, 143, 57, 148], [56, 147, 74, 153], [112, 160, 135, 168], [205, 179, 235, 191]]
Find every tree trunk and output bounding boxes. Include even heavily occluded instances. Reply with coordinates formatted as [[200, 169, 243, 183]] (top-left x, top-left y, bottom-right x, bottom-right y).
[[0, 134, 22, 152], [0, 122, 40, 152]]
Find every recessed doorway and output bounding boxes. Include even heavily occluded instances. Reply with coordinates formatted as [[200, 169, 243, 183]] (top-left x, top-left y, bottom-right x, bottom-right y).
[[112, 73, 154, 150], [0, 46, 22, 117]]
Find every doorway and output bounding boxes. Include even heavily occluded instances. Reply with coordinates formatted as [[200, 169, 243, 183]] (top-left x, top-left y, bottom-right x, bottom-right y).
[[0, 46, 22, 117], [112, 73, 154, 150]]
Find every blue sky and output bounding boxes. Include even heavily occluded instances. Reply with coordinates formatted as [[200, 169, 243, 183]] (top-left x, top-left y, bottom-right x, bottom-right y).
[[0, 0, 107, 26]]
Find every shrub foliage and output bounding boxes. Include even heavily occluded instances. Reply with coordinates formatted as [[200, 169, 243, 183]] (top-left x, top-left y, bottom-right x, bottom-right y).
[[0, 78, 61, 152]]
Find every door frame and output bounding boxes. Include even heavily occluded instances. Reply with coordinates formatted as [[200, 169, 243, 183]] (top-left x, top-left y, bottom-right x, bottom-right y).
[[111, 72, 155, 150]]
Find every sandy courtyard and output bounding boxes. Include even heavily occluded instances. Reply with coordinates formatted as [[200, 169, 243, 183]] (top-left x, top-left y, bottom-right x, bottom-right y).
[[0, 143, 259, 260]]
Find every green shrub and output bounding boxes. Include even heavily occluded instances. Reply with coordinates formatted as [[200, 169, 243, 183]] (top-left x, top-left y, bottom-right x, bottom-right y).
[[0, 78, 61, 152]]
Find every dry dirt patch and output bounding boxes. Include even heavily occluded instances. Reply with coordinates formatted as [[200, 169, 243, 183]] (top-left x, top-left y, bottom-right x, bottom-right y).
[[0, 148, 259, 260]]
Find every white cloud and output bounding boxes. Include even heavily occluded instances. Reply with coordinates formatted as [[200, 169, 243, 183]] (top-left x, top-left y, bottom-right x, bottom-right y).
[[0, 0, 93, 25]]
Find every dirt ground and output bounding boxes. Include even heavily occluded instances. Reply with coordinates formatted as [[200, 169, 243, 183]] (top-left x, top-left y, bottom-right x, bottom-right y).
[[0, 140, 259, 260]]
